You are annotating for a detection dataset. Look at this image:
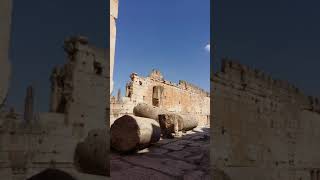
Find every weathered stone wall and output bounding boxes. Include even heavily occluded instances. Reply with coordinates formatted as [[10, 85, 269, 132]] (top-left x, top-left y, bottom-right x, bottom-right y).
[[111, 70, 210, 126], [212, 59, 320, 180], [0, 0, 12, 109], [49, 37, 107, 133], [0, 37, 107, 180]]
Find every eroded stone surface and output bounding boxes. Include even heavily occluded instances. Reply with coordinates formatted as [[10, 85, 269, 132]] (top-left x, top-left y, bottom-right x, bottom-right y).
[[0, 37, 108, 180], [111, 70, 210, 127], [212, 59, 320, 180]]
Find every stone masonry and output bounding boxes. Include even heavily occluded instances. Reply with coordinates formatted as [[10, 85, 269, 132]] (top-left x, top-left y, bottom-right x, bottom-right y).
[[111, 70, 210, 127], [0, 37, 108, 180], [212, 59, 320, 180]]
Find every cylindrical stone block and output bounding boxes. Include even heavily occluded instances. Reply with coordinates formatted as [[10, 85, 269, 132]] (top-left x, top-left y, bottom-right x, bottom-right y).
[[111, 115, 161, 152], [133, 103, 167, 120], [158, 113, 198, 134], [180, 114, 198, 131], [74, 128, 109, 176]]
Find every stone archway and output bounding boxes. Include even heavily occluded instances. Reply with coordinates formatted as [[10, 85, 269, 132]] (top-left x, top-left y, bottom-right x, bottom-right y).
[[26, 169, 76, 180]]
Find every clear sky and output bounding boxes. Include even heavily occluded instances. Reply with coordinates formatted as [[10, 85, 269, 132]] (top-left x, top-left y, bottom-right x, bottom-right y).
[[113, 0, 210, 96], [213, 0, 320, 97], [8, 0, 106, 112]]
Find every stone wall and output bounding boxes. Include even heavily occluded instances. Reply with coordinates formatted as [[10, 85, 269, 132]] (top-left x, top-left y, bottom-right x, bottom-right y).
[[50, 36, 107, 134], [111, 70, 210, 126], [0, 37, 107, 180], [0, 0, 12, 108], [212, 59, 320, 180]]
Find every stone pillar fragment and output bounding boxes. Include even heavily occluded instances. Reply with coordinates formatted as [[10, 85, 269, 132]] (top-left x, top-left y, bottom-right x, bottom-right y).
[[133, 103, 167, 121], [0, 0, 12, 108], [24, 86, 34, 123], [110, 0, 118, 94], [110, 115, 161, 152], [158, 113, 198, 138]]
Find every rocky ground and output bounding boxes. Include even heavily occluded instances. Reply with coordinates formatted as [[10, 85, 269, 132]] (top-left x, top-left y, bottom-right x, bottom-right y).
[[110, 126, 210, 180]]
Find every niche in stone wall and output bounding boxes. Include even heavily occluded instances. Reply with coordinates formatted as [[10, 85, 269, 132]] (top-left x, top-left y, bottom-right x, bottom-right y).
[[93, 61, 102, 75], [152, 86, 164, 107]]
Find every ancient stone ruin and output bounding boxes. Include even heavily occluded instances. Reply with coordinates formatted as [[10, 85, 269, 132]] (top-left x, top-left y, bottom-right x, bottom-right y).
[[212, 59, 320, 180], [0, 36, 108, 180], [109, 68, 210, 153], [110, 70, 210, 127]]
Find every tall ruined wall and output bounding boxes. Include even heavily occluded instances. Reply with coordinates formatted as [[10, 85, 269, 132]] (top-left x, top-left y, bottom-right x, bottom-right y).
[[0, 0, 12, 108], [212, 59, 320, 180], [50, 36, 107, 134], [0, 37, 107, 180], [110, 0, 118, 94], [111, 70, 210, 126]]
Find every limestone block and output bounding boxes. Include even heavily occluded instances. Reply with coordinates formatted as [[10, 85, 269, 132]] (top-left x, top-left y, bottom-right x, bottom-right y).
[[133, 103, 167, 121], [110, 115, 161, 152]]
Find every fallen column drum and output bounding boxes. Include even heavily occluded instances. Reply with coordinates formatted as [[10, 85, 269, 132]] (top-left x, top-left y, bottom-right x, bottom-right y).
[[111, 115, 161, 152], [74, 128, 109, 176], [133, 103, 167, 120], [158, 113, 198, 134]]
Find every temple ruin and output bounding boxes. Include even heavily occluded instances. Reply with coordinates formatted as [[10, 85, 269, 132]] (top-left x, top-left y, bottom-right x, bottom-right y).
[[110, 70, 210, 127], [0, 36, 108, 180], [212, 59, 320, 180]]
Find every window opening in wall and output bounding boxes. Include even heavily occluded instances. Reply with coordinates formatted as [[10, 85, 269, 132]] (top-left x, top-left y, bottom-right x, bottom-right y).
[[152, 86, 164, 107], [94, 61, 102, 75]]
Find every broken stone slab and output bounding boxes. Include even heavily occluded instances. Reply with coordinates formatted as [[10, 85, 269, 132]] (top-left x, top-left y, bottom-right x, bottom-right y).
[[133, 103, 167, 121], [158, 113, 198, 138], [111, 115, 161, 152]]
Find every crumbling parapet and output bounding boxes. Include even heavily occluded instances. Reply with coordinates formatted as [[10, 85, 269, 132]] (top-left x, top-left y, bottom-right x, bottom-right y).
[[214, 58, 319, 114], [149, 69, 164, 81], [49, 36, 107, 135]]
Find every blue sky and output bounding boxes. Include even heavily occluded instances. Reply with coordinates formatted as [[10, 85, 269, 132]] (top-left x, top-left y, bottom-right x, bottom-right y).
[[8, 0, 106, 112], [113, 0, 210, 96], [213, 0, 320, 97]]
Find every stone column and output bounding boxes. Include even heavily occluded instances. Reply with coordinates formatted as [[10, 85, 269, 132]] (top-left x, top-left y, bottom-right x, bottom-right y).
[[110, 0, 118, 94], [24, 86, 34, 123], [0, 0, 12, 108]]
